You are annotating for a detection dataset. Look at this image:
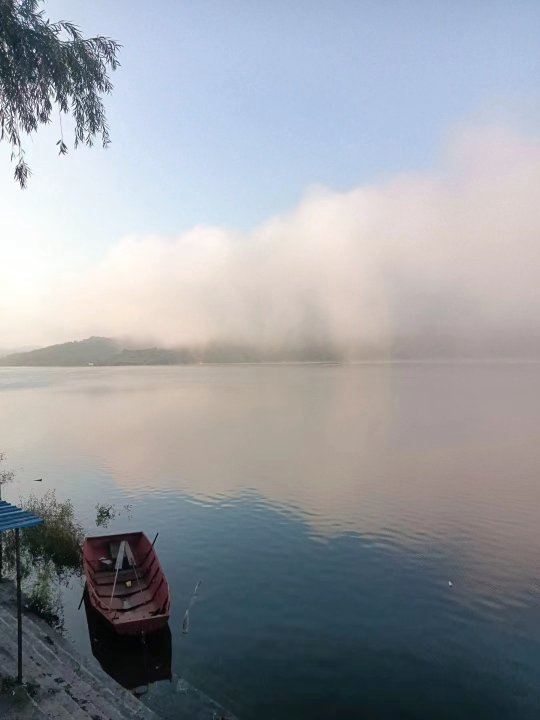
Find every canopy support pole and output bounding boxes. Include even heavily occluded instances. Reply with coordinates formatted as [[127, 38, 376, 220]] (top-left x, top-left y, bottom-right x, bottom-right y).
[[0, 485, 3, 580], [16, 528, 22, 684], [0, 501, 43, 685]]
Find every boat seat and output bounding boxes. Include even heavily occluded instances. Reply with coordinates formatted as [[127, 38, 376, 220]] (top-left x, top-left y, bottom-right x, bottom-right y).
[[95, 563, 160, 598], [113, 604, 168, 624], [107, 588, 156, 612], [92, 553, 156, 585], [93, 563, 152, 586]]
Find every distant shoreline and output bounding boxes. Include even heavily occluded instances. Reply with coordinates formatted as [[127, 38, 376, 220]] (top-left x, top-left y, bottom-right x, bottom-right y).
[[2, 336, 539, 368], [2, 358, 540, 368]]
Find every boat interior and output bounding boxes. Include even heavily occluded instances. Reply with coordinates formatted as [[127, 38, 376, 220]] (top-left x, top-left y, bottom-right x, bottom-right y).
[[84, 532, 169, 621]]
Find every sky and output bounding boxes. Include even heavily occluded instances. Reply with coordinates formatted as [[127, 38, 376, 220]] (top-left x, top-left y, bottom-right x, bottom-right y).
[[1, 1, 539, 353]]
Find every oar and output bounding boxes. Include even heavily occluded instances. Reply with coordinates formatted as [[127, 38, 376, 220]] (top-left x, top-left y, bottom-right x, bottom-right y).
[[77, 544, 86, 610], [77, 583, 86, 610], [139, 532, 159, 566], [182, 580, 202, 634]]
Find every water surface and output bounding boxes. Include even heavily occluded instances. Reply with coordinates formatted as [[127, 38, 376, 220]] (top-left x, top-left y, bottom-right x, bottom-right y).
[[1, 364, 539, 719]]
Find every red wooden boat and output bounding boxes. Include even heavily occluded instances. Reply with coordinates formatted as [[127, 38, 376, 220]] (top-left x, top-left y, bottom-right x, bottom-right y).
[[82, 531, 171, 636]]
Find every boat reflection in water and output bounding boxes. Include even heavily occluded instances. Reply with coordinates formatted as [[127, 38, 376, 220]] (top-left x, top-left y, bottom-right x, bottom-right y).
[[84, 591, 172, 695]]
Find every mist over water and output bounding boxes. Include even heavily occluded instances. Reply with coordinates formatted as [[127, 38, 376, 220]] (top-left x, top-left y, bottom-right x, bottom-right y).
[[3, 125, 540, 357]]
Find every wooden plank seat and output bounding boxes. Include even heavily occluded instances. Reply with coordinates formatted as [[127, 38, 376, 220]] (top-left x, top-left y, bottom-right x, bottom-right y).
[[92, 555, 156, 585], [94, 564, 161, 598], [102, 577, 167, 614], [93, 567, 145, 585], [112, 603, 168, 623], [106, 587, 155, 611]]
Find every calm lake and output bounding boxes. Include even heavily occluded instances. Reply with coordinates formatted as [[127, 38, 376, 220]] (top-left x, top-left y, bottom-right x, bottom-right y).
[[1, 364, 540, 719]]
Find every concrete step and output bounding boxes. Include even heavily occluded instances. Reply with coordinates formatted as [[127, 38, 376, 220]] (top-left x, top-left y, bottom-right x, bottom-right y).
[[0, 614, 113, 720], [0, 583, 160, 720], [21, 613, 154, 719]]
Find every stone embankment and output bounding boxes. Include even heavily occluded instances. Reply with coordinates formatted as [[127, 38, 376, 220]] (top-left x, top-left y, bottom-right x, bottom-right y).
[[0, 582, 159, 720]]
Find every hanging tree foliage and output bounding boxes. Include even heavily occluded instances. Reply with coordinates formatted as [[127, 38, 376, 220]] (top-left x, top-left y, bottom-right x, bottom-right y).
[[0, 0, 120, 187]]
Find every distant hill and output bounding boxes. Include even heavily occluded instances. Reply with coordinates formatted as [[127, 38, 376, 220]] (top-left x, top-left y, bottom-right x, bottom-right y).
[[2, 334, 540, 366], [0, 336, 346, 366], [0, 337, 123, 366], [0, 337, 197, 366]]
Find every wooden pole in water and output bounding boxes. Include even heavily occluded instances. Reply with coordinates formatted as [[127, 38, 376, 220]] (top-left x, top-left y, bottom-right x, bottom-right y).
[[15, 528, 23, 684]]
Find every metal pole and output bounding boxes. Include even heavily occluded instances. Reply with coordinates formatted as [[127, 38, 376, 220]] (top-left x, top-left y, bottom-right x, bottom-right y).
[[0, 484, 3, 580], [16, 528, 22, 684]]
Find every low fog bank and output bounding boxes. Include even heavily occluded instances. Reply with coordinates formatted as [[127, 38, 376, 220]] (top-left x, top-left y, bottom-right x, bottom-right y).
[[4, 124, 540, 359]]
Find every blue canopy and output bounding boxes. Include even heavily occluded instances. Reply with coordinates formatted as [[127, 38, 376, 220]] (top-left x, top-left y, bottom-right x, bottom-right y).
[[0, 500, 43, 533]]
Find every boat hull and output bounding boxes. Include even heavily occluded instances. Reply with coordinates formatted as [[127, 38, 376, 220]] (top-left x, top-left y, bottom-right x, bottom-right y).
[[108, 612, 169, 636], [83, 591, 172, 689]]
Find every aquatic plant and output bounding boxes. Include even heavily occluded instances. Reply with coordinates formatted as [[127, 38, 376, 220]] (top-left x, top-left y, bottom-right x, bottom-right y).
[[95, 502, 117, 527], [18, 490, 84, 574], [0, 453, 15, 581], [1, 486, 84, 626], [95, 502, 132, 527], [24, 560, 63, 628], [0, 453, 14, 495]]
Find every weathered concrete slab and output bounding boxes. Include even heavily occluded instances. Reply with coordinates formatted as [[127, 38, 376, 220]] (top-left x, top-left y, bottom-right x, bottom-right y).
[[0, 581, 160, 720]]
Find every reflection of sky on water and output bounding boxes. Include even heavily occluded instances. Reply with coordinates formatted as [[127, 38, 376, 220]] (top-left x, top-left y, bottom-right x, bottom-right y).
[[1, 365, 540, 719], [2, 365, 540, 548]]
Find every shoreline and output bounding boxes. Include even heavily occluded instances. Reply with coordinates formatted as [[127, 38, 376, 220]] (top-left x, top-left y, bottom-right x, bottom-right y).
[[0, 581, 237, 720], [0, 579, 159, 719]]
